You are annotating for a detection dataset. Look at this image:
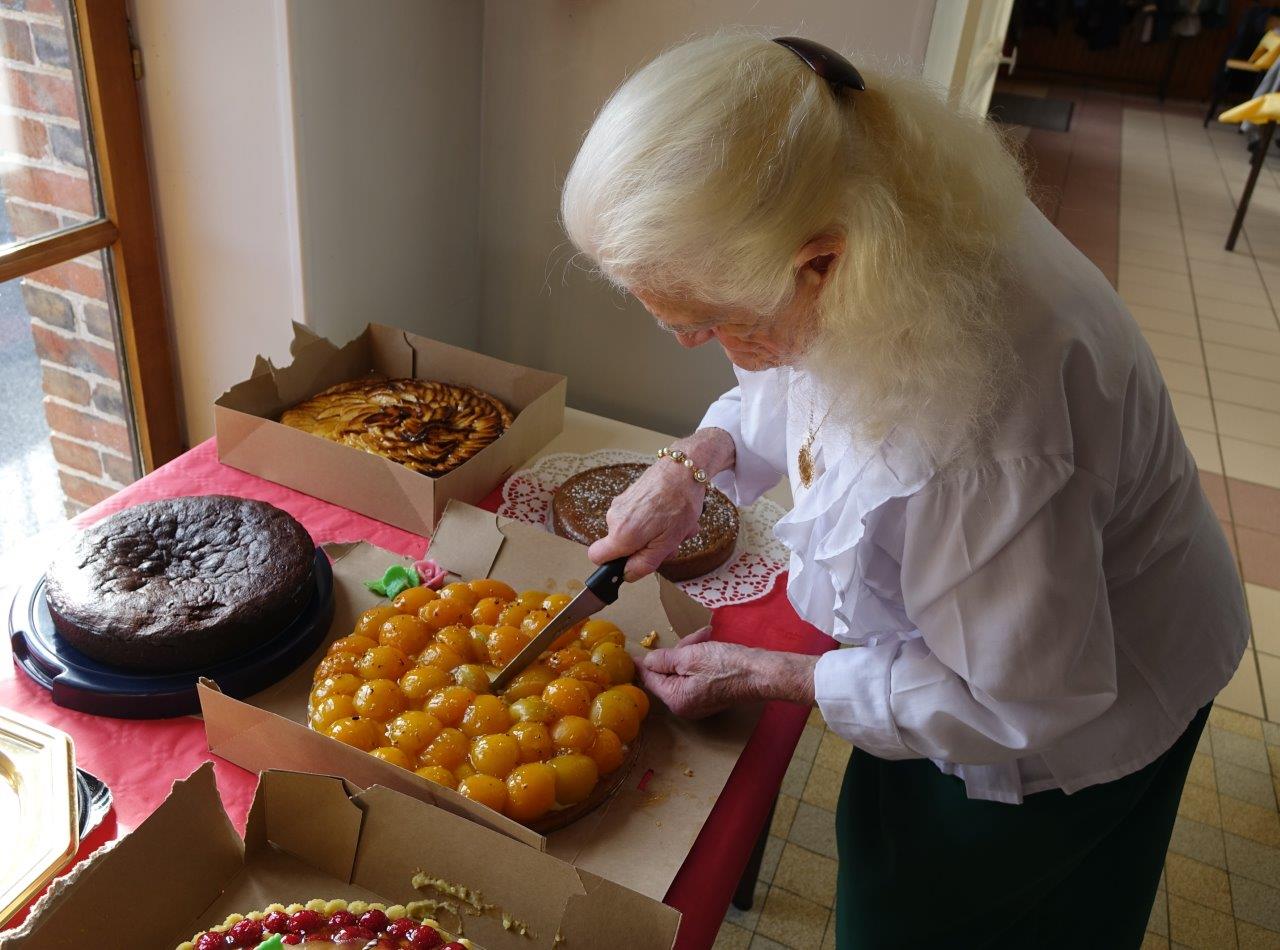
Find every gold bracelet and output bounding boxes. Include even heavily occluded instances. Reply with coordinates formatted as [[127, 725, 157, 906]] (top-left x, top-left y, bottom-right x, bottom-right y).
[[657, 446, 709, 484]]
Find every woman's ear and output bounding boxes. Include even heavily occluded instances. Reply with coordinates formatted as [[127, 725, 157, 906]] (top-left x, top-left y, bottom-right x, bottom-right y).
[[795, 233, 845, 285]]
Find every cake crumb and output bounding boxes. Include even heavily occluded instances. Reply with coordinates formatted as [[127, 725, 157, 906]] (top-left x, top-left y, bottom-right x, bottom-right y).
[[640, 630, 659, 649], [683, 768, 694, 778]]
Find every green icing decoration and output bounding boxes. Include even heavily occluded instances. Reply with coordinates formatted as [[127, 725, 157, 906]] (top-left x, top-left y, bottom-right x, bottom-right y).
[[254, 936, 285, 950], [365, 563, 420, 599]]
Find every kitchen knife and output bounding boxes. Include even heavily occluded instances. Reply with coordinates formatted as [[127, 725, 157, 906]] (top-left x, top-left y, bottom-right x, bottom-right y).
[[490, 556, 628, 691]]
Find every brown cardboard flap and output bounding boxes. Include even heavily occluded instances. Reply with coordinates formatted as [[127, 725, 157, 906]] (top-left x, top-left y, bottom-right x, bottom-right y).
[[426, 500, 507, 579], [2, 764, 243, 950], [349, 783, 680, 950], [251, 771, 364, 882]]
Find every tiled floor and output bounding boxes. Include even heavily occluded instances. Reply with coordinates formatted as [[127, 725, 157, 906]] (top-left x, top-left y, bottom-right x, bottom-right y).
[[712, 89, 1280, 949]]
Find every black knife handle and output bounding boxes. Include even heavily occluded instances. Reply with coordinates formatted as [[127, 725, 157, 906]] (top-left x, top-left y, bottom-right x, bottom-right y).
[[585, 556, 628, 605]]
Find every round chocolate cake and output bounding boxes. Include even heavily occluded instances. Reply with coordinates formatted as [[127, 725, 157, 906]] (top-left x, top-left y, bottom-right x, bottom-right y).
[[551, 463, 739, 581], [44, 495, 315, 674]]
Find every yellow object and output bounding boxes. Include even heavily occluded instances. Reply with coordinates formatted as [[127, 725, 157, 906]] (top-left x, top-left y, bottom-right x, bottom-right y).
[[1226, 29, 1280, 73], [1219, 92, 1280, 124]]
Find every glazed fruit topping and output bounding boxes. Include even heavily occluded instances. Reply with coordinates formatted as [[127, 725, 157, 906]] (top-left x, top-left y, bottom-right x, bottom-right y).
[[287, 909, 326, 933]]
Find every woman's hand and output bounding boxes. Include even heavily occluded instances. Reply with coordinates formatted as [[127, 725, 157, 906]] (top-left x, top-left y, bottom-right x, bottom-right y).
[[638, 626, 819, 718], [587, 428, 736, 582]]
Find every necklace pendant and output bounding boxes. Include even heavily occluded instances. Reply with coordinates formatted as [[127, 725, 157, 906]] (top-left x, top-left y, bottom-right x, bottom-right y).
[[798, 444, 814, 487]]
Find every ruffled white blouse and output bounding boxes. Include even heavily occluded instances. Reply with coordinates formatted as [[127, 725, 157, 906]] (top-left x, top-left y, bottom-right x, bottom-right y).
[[699, 203, 1249, 803]]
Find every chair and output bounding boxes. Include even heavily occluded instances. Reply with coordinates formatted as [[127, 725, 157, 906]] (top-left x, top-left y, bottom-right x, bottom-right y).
[[1219, 94, 1280, 250], [1204, 10, 1280, 127]]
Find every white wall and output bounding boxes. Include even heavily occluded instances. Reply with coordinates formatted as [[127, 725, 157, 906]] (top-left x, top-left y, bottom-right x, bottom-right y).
[[130, 0, 304, 445], [133, 2, 937, 444], [285, 0, 484, 347], [477, 0, 938, 436]]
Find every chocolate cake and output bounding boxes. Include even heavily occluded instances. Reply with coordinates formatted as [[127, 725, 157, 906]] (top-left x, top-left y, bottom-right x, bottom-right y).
[[551, 463, 739, 581], [44, 495, 315, 674]]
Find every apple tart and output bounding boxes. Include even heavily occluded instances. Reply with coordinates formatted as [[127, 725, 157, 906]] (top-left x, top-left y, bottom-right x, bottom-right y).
[[176, 899, 471, 949], [280, 378, 514, 476]]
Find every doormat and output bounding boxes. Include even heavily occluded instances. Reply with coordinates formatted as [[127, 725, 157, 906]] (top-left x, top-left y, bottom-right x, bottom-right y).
[[988, 92, 1075, 132]]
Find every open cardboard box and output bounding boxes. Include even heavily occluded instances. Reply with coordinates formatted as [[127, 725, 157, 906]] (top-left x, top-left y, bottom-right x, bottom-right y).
[[215, 323, 566, 535], [199, 501, 761, 903], [2, 764, 681, 949]]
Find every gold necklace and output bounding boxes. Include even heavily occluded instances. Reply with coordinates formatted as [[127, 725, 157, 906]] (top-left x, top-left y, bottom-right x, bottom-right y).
[[797, 402, 834, 488]]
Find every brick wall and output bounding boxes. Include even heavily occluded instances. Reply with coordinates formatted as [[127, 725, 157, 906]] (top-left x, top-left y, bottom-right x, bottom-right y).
[[1, 0, 137, 515]]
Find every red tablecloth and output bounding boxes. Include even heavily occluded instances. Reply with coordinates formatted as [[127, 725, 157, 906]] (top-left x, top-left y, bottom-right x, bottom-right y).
[[1, 439, 831, 949]]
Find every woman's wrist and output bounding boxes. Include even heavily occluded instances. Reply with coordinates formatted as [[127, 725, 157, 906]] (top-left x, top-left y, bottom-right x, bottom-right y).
[[749, 649, 819, 707], [669, 427, 736, 479]]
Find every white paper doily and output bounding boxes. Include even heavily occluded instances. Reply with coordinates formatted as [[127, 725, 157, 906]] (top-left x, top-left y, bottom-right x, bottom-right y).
[[498, 450, 788, 608]]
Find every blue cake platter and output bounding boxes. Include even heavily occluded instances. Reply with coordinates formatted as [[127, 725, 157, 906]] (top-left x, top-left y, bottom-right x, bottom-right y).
[[8, 547, 334, 719]]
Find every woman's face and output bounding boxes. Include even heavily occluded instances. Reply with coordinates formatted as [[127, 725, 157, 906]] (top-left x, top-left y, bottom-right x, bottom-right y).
[[630, 235, 842, 372]]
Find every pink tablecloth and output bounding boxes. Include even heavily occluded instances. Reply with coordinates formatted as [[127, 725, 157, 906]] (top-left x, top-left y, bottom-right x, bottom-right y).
[[1, 439, 831, 949]]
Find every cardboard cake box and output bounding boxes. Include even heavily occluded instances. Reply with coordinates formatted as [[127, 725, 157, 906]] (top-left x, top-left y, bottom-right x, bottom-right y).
[[1, 764, 681, 950], [199, 500, 760, 905], [214, 322, 567, 535]]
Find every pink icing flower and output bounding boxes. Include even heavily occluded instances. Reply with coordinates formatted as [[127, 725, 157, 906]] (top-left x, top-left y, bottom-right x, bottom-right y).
[[413, 557, 448, 589]]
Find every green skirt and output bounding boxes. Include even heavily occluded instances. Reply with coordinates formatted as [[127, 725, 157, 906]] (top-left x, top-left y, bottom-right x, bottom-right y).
[[834, 704, 1209, 949]]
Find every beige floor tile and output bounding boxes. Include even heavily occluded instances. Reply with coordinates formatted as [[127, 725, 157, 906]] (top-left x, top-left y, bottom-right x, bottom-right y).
[[1173, 392, 1218, 431], [814, 732, 852, 773], [781, 756, 812, 799], [1194, 259, 1266, 285], [1215, 727, 1274, 774], [1166, 852, 1235, 914], [1135, 304, 1202, 339], [1171, 816, 1229, 869], [1169, 894, 1239, 949], [754, 885, 830, 949], [1206, 343, 1280, 381], [760, 834, 785, 885], [1163, 357, 1212, 396], [1221, 438, 1280, 490], [724, 881, 769, 932], [1123, 264, 1194, 293], [1217, 404, 1280, 447], [807, 706, 825, 728], [1230, 875, 1280, 933], [1200, 728, 1216, 757], [1213, 707, 1268, 740], [1152, 887, 1171, 936], [1143, 933, 1172, 950], [1196, 277, 1274, 309], [1236, 920, 1280, 950], [1225, 833, 1280, 890], [1218, 656, 1268, 721], [1202, 321, 1280, 356], [1181, 780, 1224, 827], [713, 921, 754, 949], [1221, 796, 1280, 848], [787, 802, 839, 860], [1261, 654, 1280, 727], [748, 935, 790, 950], [1197, 295, 1280, 328], [792, 724, 823, 764], [1184, 428, 1224, 474], [773, 842, 838, 909], [821, 914, 837, 950], [1248, 586, 1280, 658], [1149, 328, 1211, 362], [1210, 371, 1280, 413], [801, 765, 843, 813], [1123, 246, 1190, 273], [1126, 282, 1199, 315], [772, 793, 799, 838], [1215, 757, 1279, 810], [1190, 753, 1220, 791], [1265, 720, 1280, 744]]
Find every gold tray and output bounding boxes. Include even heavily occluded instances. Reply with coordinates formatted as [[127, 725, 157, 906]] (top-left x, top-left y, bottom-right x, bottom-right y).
[[0, 710, 77, 927]]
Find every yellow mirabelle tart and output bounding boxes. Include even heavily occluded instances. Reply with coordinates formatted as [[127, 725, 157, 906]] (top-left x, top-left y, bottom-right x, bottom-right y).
[[308, 579, 650, 827]]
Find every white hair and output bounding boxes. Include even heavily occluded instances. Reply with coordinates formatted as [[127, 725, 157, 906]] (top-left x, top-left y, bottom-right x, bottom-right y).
[[561, 32, 1028, 459]]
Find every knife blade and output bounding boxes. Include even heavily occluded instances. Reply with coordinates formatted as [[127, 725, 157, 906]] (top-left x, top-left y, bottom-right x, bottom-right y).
[[490, 556, 628, 691]]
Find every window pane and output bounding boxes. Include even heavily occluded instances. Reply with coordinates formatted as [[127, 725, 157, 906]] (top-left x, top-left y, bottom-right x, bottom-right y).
[[0, 0, 102, 251], [0, 247, 137, 553]]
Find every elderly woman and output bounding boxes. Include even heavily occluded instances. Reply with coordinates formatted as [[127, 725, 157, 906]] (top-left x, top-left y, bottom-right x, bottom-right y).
[[560, 33, 1249, 950]]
